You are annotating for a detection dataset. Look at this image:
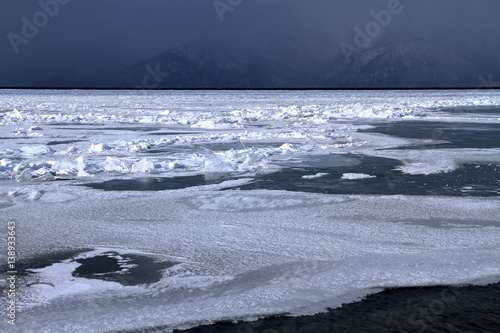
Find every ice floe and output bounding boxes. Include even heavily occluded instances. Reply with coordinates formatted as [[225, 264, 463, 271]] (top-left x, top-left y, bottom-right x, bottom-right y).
[[302, 173, 330, 179], [341, 173, 376, 180]]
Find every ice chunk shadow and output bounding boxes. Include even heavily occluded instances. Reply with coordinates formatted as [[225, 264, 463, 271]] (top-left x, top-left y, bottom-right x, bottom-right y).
[[46, 139, 87, 146]]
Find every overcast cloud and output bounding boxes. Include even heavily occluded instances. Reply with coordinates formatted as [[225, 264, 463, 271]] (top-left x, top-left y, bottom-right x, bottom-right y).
[[1, 0, 499, 87]]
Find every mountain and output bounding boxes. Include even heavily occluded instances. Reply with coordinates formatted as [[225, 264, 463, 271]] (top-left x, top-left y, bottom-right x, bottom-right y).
[[326, 39, 485, 88], [104, 36, 498, 89], [105, 37, 302, 89]]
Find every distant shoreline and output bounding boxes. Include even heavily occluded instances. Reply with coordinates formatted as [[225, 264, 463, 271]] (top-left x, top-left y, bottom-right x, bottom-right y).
[[1, 87, 499, 91]]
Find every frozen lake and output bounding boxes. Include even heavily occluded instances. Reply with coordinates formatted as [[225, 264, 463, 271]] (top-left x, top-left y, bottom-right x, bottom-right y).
[[0, 90, 499, 332]]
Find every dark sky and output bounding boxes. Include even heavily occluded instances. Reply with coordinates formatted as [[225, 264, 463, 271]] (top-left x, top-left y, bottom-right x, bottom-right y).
[[1, 0, 499, 87]]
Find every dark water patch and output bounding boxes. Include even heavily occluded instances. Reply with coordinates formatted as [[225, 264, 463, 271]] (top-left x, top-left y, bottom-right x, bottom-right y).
[[227, 155, 500, 196], [0, 249, 176, 290], [360, 121, 500, 149], [438, 106, 500, 115], [83, 174, 234, 191], [171, 282, 500, 333], [72, 252, 177, 286], [46, 139, 86, 146], [275, 154, 362, 169], [74, 255, 120, 273]]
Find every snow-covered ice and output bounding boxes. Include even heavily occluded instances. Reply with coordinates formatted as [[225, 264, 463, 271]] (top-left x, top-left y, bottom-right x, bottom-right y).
[[0, 89, 499, 332], [1, 184, 499, 332]]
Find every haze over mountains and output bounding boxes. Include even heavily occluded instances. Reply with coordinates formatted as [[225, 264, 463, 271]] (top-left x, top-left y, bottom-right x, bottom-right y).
[[6, 32, 500, 89], [105, 36, 497, 89]]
